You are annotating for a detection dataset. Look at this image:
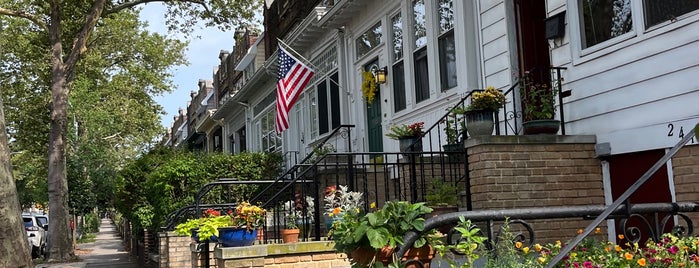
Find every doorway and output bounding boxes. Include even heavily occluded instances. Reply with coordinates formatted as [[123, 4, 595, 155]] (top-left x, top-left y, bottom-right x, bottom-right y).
[[364, 59, 383, 155]]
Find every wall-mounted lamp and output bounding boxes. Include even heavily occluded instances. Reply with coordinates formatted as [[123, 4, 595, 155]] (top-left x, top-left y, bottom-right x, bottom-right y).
[[370, 65, 388, 84]]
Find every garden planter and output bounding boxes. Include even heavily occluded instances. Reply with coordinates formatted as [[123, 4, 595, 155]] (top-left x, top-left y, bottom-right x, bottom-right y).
[[398, 137, 423, 156], [351, 245, 434, 268], [281, 228, 300, 243], [217, 227, 257, 247], [465, 109, 494, 136], [522, 119, 560, 135]]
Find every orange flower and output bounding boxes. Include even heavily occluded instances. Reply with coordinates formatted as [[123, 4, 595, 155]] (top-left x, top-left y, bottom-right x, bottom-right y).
[[515, 241, 522, 249], [618, 234, 625, 240], [332, 207, 342, 215], [637, 258, 646, 266], [625, 252, 634, 260], [594, 227, 601, 234], [577, 229, 583, 235]]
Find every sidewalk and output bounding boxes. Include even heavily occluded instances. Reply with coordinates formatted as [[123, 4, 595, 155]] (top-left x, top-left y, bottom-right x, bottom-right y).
[[37, 218, 138, 268]]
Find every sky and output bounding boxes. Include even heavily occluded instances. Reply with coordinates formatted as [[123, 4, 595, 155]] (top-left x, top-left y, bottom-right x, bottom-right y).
[[138, 3, 234, 129]]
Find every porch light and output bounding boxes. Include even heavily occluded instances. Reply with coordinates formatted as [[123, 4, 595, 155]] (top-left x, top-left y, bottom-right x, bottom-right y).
[[371, 65, 388, 84]]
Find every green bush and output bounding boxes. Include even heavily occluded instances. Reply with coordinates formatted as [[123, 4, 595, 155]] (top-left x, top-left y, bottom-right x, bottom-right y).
[[83, 213, 100, 233]]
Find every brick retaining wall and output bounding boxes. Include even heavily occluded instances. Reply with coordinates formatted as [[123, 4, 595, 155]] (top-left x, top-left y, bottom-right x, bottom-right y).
[[465, 135, 606, 243], [215, 241, 350, 268]]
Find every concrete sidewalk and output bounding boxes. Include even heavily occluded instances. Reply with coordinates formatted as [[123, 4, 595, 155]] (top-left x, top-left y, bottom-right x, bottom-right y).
[[37, 218, 138, 268]]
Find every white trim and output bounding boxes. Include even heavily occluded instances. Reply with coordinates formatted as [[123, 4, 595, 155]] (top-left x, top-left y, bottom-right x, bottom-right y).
[[601, 160, 616, 243]]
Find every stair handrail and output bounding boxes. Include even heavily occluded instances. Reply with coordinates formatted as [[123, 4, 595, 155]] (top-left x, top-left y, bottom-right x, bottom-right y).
[[249, 124, 354, 204], [545, 124, 698, 267]]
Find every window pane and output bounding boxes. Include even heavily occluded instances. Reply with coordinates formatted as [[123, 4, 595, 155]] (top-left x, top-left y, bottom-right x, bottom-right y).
[[330, 72, 341, 129], [392, 61, 406, 112], [413, 0, 427, 48], [580, 0, 633, 48], [439, 30, 457, 91], [644, 0, 699, 28], [356, 22, 383, 59], [392, 13, 403, 61], [318, 81, 329, 134], [309, 90, 318, 139], [414, 47, 429, 103], [438, 0, 454, 34]]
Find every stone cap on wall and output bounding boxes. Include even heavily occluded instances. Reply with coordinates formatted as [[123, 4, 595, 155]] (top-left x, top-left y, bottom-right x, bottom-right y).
[[215, 241, 337, 260], [465, 135, 597, 147]]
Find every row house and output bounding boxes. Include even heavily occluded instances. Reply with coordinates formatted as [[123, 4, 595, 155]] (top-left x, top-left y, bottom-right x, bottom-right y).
[[172, 0, 699, 228]]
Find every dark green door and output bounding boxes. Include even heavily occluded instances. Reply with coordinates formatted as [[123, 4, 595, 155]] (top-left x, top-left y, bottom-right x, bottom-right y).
[[365, 60, 383, 154]]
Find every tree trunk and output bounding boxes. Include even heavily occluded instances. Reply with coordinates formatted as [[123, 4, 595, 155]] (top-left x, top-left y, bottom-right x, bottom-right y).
[[46, 56, 74, 262], [0, 94, 33, 267], [46, 2, 74, 260]]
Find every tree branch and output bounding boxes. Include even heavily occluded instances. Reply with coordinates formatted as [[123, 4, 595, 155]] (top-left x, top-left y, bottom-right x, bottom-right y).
[[0, 7, 48, 31], [63, 0, 107, 80], [103, 0, 209, 15]]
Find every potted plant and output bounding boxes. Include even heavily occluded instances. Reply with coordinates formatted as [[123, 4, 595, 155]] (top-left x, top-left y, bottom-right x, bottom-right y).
[[520, 71, 560, 135], [217, 202, 266, 247], [386, 121, 425, 155], [174, 208, 226, 242], [330, 201, 436, 268], [443, 106, 467, 152], [323, 185, 364, 232], [281, 212, 300, 243], [282, 193, 315, 238], [464, 86, 506, 136], [425, 179, 459, 234]]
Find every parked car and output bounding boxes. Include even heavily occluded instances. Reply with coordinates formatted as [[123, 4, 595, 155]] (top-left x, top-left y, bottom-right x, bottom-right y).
[[22, 213, 47, 258]]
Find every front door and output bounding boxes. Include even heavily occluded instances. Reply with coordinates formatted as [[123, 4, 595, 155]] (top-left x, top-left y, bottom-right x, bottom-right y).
[[365, 59, 383, 154]]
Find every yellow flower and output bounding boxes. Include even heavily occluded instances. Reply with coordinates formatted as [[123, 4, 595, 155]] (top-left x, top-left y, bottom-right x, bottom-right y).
[[595, 227, 601, 234], [534, 243, 542, 252], [605, 246, 611, 252], [637, 258, 646, 266], [515, 241, 522, 249], [555, 240, 562, 248], [523, 247, 530, 254], [570, 252, 577, 258], [614, 245, 621, 252], [370, 202, 376, 209], [537, 257, 546, 264], [624, 252, 634, 260]]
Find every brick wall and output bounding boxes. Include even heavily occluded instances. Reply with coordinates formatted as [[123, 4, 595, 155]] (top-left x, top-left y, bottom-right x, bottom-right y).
[[158, 232, 193, 268], [215, 241, 350, 268], [671, 144, 699, 225], [465, 135, 605, 243]]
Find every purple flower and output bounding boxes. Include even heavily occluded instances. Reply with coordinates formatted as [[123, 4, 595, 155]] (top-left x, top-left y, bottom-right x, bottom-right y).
[[583, 261, 593, 268], [668, 245, 679, 254]]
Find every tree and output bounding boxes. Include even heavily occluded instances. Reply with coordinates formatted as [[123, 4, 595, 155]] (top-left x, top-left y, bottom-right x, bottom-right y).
[[0, 0, 260, 263]]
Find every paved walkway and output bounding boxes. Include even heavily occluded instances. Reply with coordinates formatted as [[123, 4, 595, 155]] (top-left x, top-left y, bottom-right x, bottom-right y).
[[37, 219, 138, 268]]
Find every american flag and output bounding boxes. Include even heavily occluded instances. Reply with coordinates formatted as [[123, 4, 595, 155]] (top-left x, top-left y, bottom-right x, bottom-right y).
[[276, 45, 315, 133]]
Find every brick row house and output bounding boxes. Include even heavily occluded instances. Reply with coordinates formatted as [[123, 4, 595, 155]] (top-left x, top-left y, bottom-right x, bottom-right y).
[[164, 0, 699, 243]]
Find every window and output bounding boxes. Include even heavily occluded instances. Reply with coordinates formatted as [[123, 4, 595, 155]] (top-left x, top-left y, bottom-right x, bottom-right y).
[[437, 0, 456, 91], [414, 47, 429, 103], [355, 22, 383, 59], [237, 127, 246, 152], [413, 0, 429, 103], [260, 109, 281, 153], [413, 0, 427, 48], [314, 72, 341, 136], [391, 13, 406, 112], [643, 0, 699, 28], [579, 0, 633, 49]]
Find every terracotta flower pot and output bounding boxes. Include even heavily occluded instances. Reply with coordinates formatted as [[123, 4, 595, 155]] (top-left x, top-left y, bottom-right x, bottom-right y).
[[281, 228, 300, 243]]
